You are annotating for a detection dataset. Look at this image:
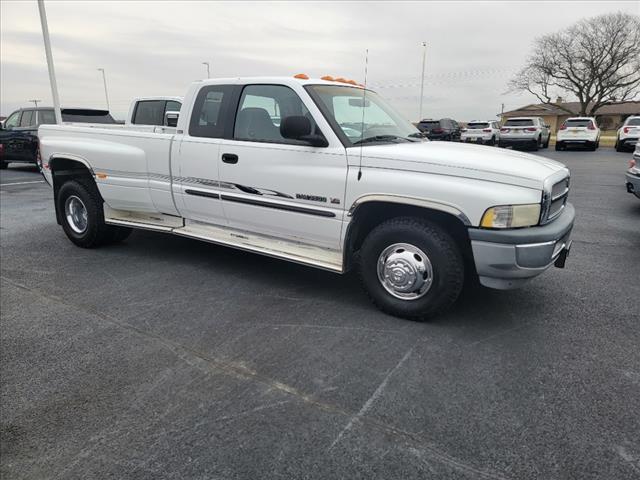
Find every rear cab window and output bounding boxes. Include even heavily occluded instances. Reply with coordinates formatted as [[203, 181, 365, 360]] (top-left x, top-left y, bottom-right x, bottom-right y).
[[625, 118, 640, 126], [189, 85, 236, 138]]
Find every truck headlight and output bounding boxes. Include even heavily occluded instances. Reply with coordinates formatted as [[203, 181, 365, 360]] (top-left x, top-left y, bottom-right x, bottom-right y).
[[480, 204, 541, 228]]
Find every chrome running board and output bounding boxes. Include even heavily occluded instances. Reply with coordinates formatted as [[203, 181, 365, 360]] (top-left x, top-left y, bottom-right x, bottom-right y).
[[103, 207, 343, 273]]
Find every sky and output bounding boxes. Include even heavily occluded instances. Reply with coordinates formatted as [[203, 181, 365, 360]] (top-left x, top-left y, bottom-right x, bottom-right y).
[[1, 0, 639, 121]]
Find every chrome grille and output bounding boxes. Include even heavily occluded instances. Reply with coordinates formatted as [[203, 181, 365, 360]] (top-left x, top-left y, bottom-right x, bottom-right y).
[[541, 171, 570, 224]]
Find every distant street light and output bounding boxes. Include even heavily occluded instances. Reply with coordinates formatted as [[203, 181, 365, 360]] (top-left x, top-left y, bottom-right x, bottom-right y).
[[29, 99, 42, 108], [97, 68, 110, 111], [202, 61, 210, 78], [419, 42, 427, 121]]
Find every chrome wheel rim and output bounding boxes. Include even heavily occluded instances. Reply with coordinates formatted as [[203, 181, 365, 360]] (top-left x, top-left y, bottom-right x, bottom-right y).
[[377, 243, 433, 300], [65, 195, 88, 234]]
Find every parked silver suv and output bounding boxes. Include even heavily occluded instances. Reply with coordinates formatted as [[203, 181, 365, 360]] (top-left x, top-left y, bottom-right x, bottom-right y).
[[499, 117, 551, 151]]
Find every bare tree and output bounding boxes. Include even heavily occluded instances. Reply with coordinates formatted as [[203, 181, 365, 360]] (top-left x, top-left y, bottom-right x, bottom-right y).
[[509, 12, 640, 116]]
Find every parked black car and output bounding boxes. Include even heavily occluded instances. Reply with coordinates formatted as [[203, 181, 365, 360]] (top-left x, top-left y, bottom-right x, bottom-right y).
[[416, 118, 461, 141], [0, 107, 115, 168]]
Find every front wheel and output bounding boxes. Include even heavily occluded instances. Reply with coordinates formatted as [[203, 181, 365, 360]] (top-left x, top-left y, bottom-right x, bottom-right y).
[[358, 217, 464, 321]]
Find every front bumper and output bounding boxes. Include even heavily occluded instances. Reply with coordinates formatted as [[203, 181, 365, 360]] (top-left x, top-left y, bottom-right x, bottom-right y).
[[468, 203, 575, 289], [626, 171, 640, 199]]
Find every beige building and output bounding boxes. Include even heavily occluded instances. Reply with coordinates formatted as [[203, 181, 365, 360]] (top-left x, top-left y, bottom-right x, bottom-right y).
[[501, 100, 640, 132]]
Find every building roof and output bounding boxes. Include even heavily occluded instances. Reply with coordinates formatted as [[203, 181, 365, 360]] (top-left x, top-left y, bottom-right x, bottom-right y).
[[503, 101, 640, 117]]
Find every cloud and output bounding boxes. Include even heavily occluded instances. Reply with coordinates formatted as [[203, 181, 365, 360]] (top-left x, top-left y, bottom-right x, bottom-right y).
[[1, 0, 638, 120]]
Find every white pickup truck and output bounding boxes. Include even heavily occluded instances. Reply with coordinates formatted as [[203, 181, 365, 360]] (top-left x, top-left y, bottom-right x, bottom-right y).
[[38, 76, 574, 320]]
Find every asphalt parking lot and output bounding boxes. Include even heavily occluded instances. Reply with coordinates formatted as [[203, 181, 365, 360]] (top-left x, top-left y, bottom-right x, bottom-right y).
[[1, 147, 639, 480]]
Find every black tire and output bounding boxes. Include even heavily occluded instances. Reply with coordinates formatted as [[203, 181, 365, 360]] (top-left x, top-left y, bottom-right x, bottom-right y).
[[358, 217, 464, 321], [488, 136, 496, 146], [587, 142, 597, 152], [543, 135, 550, 148], [555, 142, 562, 151], [57, 179, 115, 248], [615, 138, 624, 152], [0, 161, 7, 169], [530, 137, 540, 151]]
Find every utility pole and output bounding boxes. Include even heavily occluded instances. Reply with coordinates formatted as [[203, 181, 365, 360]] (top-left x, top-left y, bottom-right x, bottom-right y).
[[97, 68, 110, 111], [202, 61, 210, 78], [37, 0, 62, 124], [29, 99, 42, 109], [419, 41, 427, 121]]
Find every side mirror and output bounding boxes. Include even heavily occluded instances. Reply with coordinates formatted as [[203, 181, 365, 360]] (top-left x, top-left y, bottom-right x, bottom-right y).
[[164, 111, 179, 127], [280, 116, 328, 147]]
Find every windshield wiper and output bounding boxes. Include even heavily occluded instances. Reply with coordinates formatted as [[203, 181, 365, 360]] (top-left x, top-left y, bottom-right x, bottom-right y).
[[407, 132, 426, 138], [352, 135, 410, 145]]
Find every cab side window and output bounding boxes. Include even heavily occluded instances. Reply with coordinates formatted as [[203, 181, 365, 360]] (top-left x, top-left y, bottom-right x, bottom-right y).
[[233, 84, 319, 145], [133, 100, 165, 125], [19, 110, 35, 127], [4, 111, 21, 128], [38, 110, 56, 125], [189, 85, 234, 138]]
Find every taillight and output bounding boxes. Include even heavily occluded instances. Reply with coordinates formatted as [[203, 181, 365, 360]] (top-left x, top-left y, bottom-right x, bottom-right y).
[[623, 127, 630, 133], [482, 128, 491, 133], [559, 124, 567, 130], [524, 127, 537, 132], [500, 128, 509, 133], [0, 143, 4, 158], [587, 122, 596, 130], [630, 159, 637, 169]]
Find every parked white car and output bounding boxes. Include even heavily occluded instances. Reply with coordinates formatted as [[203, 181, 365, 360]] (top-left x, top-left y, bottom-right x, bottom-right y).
[[461, 120, 501, 146], [37, 76, 574, 320], [615, 116, 640, 152], [626, 143, 640, 199], [499, 117, 551, 151], [555, 117, 600, 151]]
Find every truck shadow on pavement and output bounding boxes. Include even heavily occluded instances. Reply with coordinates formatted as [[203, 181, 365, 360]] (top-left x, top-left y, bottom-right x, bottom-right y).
[[114, 229, 540, 335]]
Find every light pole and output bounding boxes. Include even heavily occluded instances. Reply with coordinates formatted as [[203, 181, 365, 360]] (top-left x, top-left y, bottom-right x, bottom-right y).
[[202, 61, 210, 78], [29, 99, 42, 109], [97, 68, 110, 111], [37, 0, 62, 124], [419, 41, 427, 121]]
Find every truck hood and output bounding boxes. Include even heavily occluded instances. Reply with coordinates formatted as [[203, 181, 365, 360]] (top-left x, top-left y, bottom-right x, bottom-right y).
[[348, 141, 568, 189]]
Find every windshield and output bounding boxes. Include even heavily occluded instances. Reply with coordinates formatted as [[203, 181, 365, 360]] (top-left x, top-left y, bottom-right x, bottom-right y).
[[466, 122, 489, 129], [504, 119, 534, 127], [306, 85, 420, 145]]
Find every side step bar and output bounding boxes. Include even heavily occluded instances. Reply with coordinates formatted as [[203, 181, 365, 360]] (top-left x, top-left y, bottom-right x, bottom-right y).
[[104, 207, 343, 273]]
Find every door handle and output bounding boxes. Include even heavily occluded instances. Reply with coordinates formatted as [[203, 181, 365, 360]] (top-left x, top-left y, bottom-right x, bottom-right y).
[[222, 153, 238, 164]]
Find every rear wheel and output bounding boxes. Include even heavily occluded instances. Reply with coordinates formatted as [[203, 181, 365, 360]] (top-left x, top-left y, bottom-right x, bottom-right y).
[[57, 179, 130, 248], [543, 135, 550, 148], [555, 141, 563, 151], [615, 138, 624, 152], [358, 217, 464, 321], [488, 136, 496, 146]]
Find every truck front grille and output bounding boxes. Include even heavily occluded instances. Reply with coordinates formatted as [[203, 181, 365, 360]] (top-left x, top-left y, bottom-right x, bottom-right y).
[[541, 173, 570, 224]]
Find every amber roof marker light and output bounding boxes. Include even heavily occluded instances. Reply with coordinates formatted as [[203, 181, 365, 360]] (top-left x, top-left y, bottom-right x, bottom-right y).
[[293, 73, 309, 79]]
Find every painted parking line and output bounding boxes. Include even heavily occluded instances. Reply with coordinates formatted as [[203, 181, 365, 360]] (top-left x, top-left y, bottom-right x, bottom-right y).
[[0, 180, 46, 186]]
